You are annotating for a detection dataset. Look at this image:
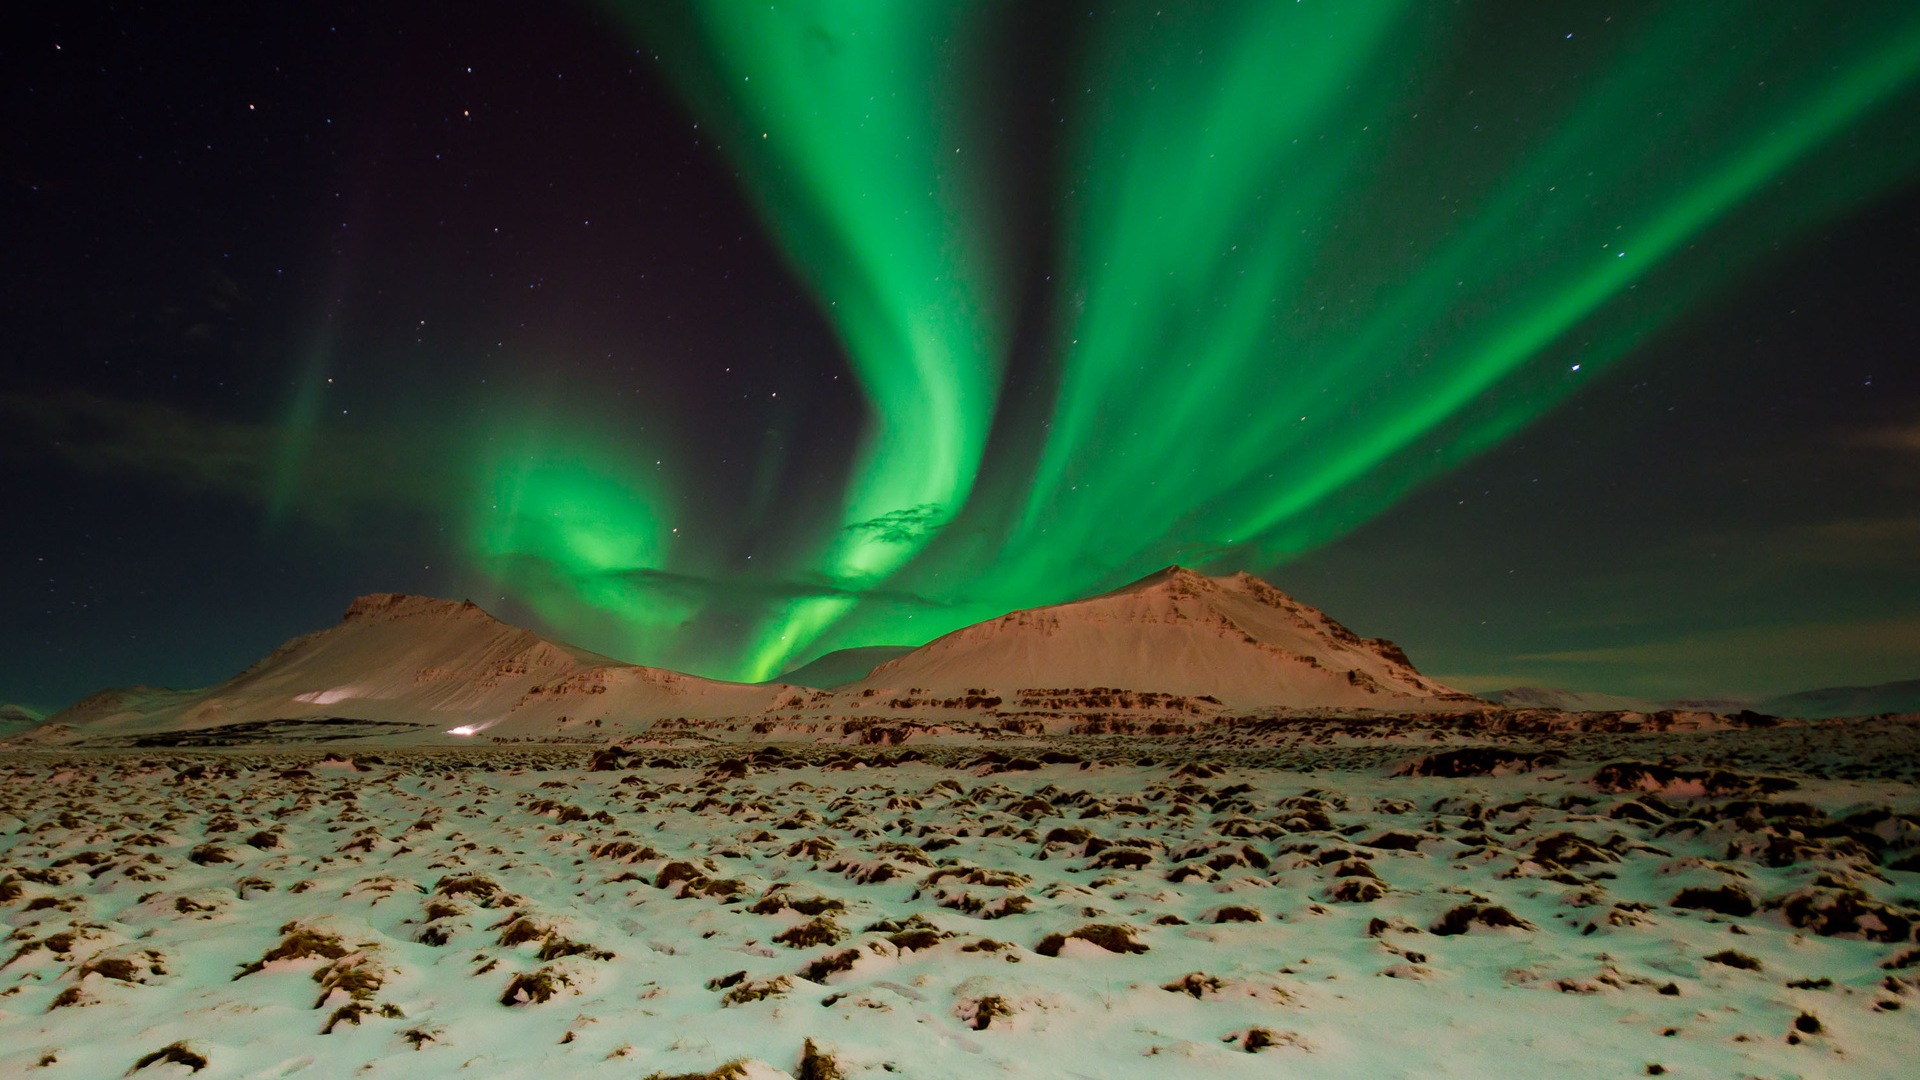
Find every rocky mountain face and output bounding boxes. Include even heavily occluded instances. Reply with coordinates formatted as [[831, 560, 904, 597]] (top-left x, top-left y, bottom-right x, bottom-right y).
[[840, 567, 1474, 712]]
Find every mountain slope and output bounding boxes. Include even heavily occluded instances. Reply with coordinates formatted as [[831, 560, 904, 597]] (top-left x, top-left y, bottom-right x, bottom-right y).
[[30, 593, 792, 744], [1483, 687, 1669, 712], [0, 703, 43, 737], [844, 567, 1475, 711], [776, 646, 918, 689], [1757, 678, 1920, 719]]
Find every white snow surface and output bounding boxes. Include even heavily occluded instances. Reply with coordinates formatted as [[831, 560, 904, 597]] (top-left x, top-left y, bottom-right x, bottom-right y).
[[4, 726, 1918, 1078]]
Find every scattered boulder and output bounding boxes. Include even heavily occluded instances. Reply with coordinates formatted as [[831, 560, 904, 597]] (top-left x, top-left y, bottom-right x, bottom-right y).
[[1035, 924, 1148, 957], [1703, 949, 1762, 971], [1768, 887, 1913, 942], [1395, 748, 1557, 778], [1670, 885, 1757, 917], [130, 1041, 208, 1074], [1591, 762, 1796, 798], [1430, 904, 1535, 936]]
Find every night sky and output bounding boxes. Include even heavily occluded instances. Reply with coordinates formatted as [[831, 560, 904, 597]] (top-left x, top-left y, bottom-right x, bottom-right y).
[[6, 1, 1919, 714]]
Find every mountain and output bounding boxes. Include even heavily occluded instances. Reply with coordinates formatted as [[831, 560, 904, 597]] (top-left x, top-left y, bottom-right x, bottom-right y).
[[0, 703, 43, 737], [842, 566, 1475, 711], [20, 572, 1503, 747], [25, 593, 794, 746], [775, 645, 918, 689], [1756, 678, 1920, 719], [1484, 680, 1920, 718], [1483, 687, 1670, 712]]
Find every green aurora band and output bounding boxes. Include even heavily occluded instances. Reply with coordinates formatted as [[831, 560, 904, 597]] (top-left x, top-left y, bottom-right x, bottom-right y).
[[473, 415, 690, 657], [611, 1, 1011, 678], [1005, 2, 1920, 588], [467, 1, 1920, 681]]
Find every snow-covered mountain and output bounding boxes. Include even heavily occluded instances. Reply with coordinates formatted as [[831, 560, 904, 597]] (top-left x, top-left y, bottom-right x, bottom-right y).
[[26, 593, 794, 745], [841, 567, 1475, 711], [17, 571, 1626, 747]]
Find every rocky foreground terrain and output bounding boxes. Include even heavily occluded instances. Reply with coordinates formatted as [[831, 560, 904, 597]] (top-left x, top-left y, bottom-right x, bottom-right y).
[[3, 718, 1919, 1078]]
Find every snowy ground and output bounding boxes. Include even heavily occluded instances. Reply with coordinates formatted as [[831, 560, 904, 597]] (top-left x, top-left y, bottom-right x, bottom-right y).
[[3, 724, 1918, 1079]]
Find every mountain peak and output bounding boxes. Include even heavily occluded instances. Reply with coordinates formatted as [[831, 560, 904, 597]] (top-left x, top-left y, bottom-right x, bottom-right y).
[[342, 593, 487, 624], [1107, 564, 1216, 597], [854, 567, 1468, 709], [35, 592, 792, 745]]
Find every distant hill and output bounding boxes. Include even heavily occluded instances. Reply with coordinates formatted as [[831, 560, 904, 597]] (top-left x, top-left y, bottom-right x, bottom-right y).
[[1482, 687, 1662, 712], [776, 645, 918, 689], [1756, 678, 1920, 719], [1485, 680, 1920, 719], [0, 704, 43, 737]]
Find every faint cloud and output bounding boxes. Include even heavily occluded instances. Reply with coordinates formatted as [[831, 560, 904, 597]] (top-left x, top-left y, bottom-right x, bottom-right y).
[[1518, 617, 1920, 665], [1426, 672, 1536, 696], [3, 391, 274, 497], [1509, 616, 1920, 698], [1856, 421, 1920, 454], [845, 503, 946, 545], [0, 391, 449, 525], [615, 566, 945, 609], [1761, 515, 1920, 565], [475, 555, 946, 614]]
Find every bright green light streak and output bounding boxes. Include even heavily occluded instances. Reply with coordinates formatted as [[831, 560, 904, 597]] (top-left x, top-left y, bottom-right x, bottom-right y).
[[564, 3, 1920, 681], [1020, 1, 1414, 527], [469, 417, 691, 657], [616, 2, 1008, 678], [999, 1, 1920, 597], [266, 340, 328, 525], [1216, 9, 1920, 547]]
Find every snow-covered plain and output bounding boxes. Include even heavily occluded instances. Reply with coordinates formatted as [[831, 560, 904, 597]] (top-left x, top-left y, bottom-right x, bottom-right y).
[[4, 720, 1919, 1079]]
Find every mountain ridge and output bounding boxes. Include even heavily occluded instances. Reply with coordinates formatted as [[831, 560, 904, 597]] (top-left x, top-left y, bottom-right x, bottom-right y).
[[774, 645, 918, 690], [27, 572, 1893, 747], [25, 593, 793, 745], [1483, 678, 1920, 719], [845, 565, 1474, 711]]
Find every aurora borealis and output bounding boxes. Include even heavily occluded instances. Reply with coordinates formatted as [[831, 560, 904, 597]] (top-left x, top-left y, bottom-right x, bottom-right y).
[[5, 1, 1919, 710], [618, 2, 1012, 678]]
